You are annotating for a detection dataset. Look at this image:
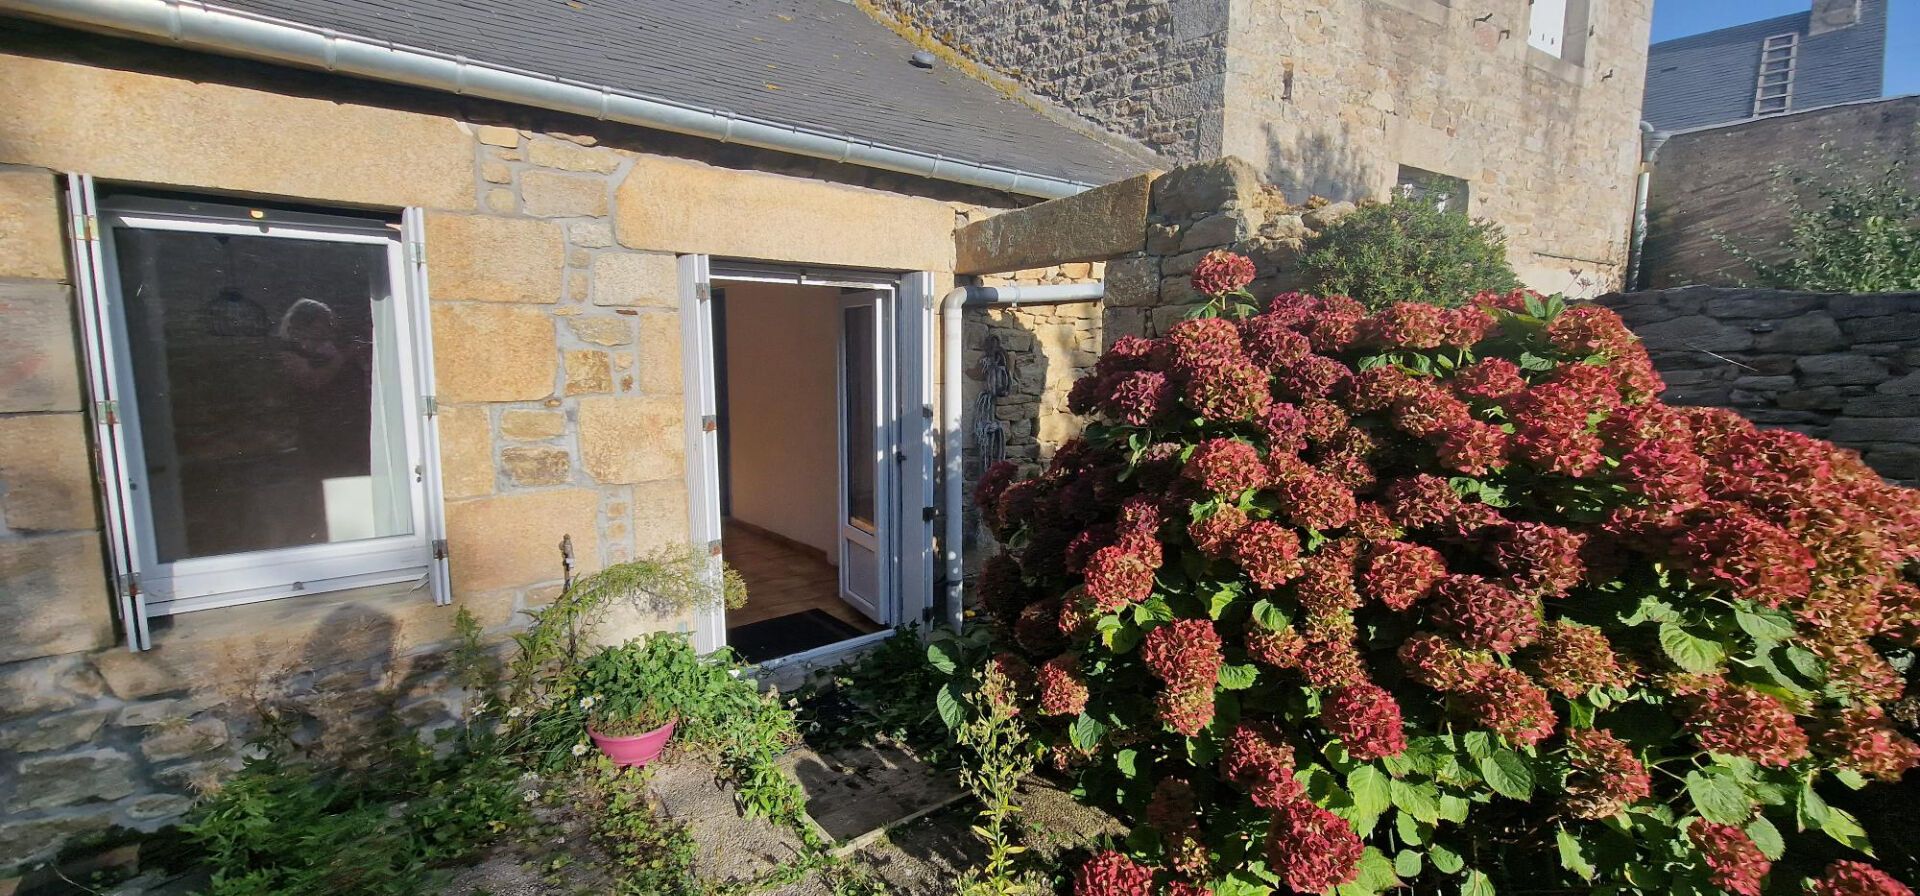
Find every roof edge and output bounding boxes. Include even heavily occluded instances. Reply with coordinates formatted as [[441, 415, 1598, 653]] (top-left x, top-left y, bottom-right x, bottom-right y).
[[0, 0, 1097, 199]]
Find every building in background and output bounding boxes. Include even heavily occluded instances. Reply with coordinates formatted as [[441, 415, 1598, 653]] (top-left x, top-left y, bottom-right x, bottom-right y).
[[870, 0, 1655, 296], [1643, 0, 1887, 133]]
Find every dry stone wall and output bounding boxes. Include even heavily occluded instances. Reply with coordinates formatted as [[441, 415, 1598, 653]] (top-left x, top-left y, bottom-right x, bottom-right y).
[[1600, 287, 1920, 485]]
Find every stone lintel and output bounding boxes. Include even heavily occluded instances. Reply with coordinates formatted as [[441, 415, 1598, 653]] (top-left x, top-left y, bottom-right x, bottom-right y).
[[955, 172, 1159, 276]]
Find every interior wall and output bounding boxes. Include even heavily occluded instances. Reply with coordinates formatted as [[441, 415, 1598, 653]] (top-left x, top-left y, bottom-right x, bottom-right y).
[[722, 281, 842, 559]]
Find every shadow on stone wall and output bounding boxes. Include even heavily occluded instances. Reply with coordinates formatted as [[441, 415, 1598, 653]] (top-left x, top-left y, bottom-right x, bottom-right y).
[[1259, 122, 1377, 204], [1600, 287, 1920, 485]]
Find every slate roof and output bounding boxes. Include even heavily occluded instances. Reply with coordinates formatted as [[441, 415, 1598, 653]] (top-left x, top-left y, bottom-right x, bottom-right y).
[[82, 0, 1162, 189], [1643, 1, 1887, 133]]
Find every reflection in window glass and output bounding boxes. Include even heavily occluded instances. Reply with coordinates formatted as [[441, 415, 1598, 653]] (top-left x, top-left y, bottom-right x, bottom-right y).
[[843, 302, 876, 531], [111, 228, 412, 563]]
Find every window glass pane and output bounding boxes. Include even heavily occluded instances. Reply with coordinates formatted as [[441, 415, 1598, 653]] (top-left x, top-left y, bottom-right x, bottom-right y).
[[111, 227, 412, 563], [843, 303, 876, 531]]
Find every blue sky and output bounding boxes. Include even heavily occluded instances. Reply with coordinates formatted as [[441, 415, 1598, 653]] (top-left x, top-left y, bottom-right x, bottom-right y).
[[1652, 0, 1919, 96]]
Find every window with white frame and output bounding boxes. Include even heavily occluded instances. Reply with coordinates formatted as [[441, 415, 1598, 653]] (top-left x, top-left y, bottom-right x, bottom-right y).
[[68, 183, 450, 647], [1528, 0, 1569, 57]]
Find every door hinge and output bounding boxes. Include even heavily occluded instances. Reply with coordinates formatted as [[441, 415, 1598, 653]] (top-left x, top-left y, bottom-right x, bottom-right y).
[[421, 395, 438, 417], [701, 414, 718, 433], [74, 213, 98, 243], [405, 240, 426, 266], [707, 538, 724, 557], [95, 399, 119, 425], [922, 506, 936, 522], [695, 282, 713, 302], [432, 538, 449, 560], [118, 572, 139, 598]]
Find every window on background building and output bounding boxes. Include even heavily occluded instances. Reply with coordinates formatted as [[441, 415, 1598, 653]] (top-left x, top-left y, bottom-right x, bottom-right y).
[[1527, 0, 1569, 57], [1396, 166, 1471, 214], [68, 184, 450, 647]]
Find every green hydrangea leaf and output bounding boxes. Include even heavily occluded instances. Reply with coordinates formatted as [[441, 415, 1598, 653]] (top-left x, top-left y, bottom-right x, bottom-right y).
[[1217, 663, 1259, 691], [1348, 766, 1392, 817], [1686, 769, 1752, 825], [1429, 845, 1465, 875], [1479, 750, 1534, 801], [1659, 622, 1725, 674], [1557, 826, 1596, 881]]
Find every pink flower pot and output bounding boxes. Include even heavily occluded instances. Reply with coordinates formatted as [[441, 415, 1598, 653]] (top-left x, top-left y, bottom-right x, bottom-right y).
[[588, 720, 676, 768]]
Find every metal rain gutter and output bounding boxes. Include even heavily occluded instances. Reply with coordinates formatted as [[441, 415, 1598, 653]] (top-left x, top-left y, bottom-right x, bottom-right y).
[[0, 0, 1097, 201], [940, 282, 1105, 634]]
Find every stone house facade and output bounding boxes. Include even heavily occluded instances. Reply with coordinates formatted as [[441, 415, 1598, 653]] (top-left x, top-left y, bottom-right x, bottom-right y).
[[872, 0, 1654, 296], [0, 1, 1159, 873]]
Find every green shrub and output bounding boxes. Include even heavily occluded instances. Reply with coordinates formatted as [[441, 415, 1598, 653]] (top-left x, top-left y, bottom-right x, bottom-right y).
[[1724, 146, 1920, 292], [1299, 195, 1520, 309]]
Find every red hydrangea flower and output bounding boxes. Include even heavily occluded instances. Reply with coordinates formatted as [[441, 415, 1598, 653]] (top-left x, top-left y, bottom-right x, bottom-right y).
[[1462, 666, 1556, 746], [1258, 402, 1310, 453], [1390, 387, 1473, 438], [1181, 359, 1273, 423], [1346, 366, 1420, 413], [1429, 574, 1541, 653], [1073, 850, 1154, 896], [1671, 509, 1815, 608], [1015, 599, 1066, 654], [1384, 475, 1466, 531], [1271, 466, 1358, 532], [1232, 521, 1305, 588], [1689, 686, 1810, 766], [1265, 797, 1364, 894], [976, 551, 1031, 628], [1618, 437, 1709, 507], [1321, 681, 1407, 760], [1363, 302, 1451, 349], [1531, 620, 1633, 697], [1184, 437, 1267, 495], [1350, 501, 1400, 540], [1303, 295, 1367, 353], [1437, 422, 1510, 476], [1082, 545, 1156, 612], [1275, 354, 1354, 402], [1688, 822, 1769, 896], [1166, 317, 1243, 368], [1563, 727, 1652, 818], [1491, 522, 1587, 598], [1155, 684, 1217, 736], [1296, 634, 1367, 689], [1360, 541, 1446, 610], [1037, 654, 1090, 716], [1442, 306, 1496, 345], [1241, 314, 1312, 371], [1821, 706, 1920, 783], [1507, 383, 1606, 477], [1191, 249, 1257, 296], [1548, 303, 1640, 360], [1142, 619, 1224, 689], [1297, 398, 1352, 444], [1294, 542, 1362, 616], [1221, 722, 1303, 809], [1146, 778, 1210, 877], [1399, 633, 1495, 692], [1102, 370, 1174, 427], [1188, 504, 1249, 559], [1810, 861, 1915, 896], [1452, 357, 1528, 401], [974, 460, 1019, 517], [1247, 624, 1306, 669]]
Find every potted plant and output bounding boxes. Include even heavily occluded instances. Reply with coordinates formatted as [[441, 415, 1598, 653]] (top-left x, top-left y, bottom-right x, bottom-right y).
[[575, 633, 703, 768]]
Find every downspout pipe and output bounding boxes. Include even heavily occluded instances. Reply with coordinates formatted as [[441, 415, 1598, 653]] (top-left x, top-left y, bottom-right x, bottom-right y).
[[941, 282, 1105, 634], [0, 0, 1095, 201], [1625, 121, 1671, 291]]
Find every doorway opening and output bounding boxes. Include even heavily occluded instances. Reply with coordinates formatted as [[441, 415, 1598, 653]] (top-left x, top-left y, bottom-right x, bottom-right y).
[[713, 278, 892, 663]]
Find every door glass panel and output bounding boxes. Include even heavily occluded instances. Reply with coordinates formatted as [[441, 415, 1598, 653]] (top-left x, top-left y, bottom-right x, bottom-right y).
[[843, 302, 876, 532], [111, 227, 412, 563]]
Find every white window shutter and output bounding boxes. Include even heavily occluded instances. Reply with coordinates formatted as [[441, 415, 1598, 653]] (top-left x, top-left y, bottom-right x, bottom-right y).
[[65, 174, 151, 650], [401, 208, 453, 606]]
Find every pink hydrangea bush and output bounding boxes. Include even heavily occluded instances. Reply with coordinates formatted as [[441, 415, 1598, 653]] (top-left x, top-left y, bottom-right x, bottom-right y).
[[976, 255, 1920, 894]]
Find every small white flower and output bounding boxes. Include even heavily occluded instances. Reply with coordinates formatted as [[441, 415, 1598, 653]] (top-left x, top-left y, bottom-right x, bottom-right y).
[[523, 789, 541, 803], [507, 706, 525, 718], [571, 743, 589, 757], [578, 696, 596, 710]]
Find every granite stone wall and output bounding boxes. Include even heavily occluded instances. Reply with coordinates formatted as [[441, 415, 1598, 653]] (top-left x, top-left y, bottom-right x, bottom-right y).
[[1600, 287, 1920, 485], [867, 0, 1231, 163]]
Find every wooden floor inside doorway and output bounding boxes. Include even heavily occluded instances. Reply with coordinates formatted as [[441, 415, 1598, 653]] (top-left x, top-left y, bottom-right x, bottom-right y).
[[723, 520, 883, 636]]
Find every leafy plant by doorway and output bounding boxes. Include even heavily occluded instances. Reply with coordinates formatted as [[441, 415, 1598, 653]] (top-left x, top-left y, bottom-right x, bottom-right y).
[[1299, 194, 1521, 309]]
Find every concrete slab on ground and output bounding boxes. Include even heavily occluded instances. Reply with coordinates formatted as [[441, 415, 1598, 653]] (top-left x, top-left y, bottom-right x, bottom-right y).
[[781, 743, 965, 845]]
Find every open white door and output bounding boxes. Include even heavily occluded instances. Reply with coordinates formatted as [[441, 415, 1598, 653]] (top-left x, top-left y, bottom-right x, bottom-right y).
[[837, 289, 891, 626], [679, 255, 727, 653]]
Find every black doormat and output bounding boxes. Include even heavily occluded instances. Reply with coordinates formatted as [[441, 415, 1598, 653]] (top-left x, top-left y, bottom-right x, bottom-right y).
[[727, 609, 867, 664]]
